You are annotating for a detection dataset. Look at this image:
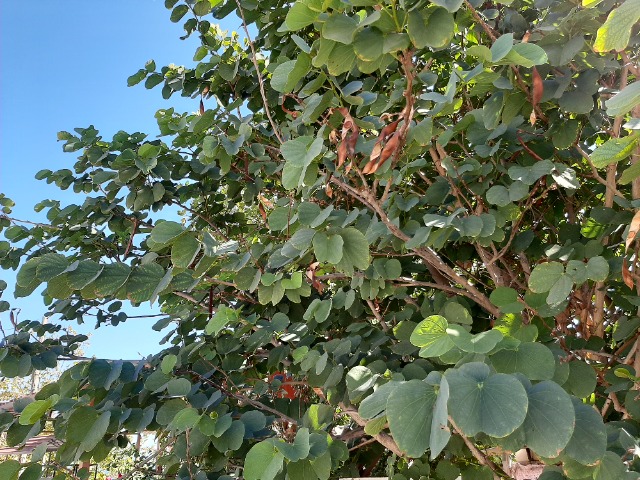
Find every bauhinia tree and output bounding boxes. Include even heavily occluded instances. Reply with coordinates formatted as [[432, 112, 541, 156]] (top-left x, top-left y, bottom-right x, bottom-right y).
[[2, 0, 640, 478]]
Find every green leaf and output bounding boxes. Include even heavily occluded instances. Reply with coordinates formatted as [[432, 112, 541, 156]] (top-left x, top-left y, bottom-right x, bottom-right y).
[[36, 253, 68, 281], [271, 54, 311, 93], [448, 325, 503, 354], [337, 227, 369, 271], [244, 441, 285, 480], [564, 398, 606, 465], [126, 263, 165, 303], [281, 136, 324, 190], [446, 362, 528, 437], [284, 2, 319, 31], [206, 305, 239, 336], [594, 0, 640, 53], [564, 360, 597, 398], [19, 399, 53, 425], [521, 381, 575, 458], [508, 160, 554, 185], [486, 185, 510, 207], [80, 411, 110, 452], [170, 407, 201, 431], [491, 342, 556, 380], [16, 257, 42, 288], [353, 27, 384, 61], [161, 354, 177, 374], [593, 451, 626, 480], [408, 8, 454, 49], [586, 256, 609, 281], [430, 376, 451, 459], [430, 0, 464, 12], [322, 14, 358, 44], [504, 43, 548, 67], [94, 263, 131, 296], [387, 380, 437, 458], [606, 81, 640, 117], [0, 459, 20, 480], [590, 133, 639, 168], [167, 378, 192, 396], [491, 33, 514, 61], [411, 315, 455, 357], [546, 274, 573, 306], [528, 261, 564, 293], [150, 221, 184, 245], [313, 232, 344, 264], [171, 234, 201, 269], [66, 261, 103, 290], [272, 428, 311, 461], [358, 381, 400, 419]]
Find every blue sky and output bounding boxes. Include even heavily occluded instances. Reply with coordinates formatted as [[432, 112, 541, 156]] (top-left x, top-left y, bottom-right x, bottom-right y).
[[1, 1, 238, 359]]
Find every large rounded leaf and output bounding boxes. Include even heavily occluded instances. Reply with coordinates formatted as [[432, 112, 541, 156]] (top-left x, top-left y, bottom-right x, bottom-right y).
[[410, 315, 455, 357], [446, 362, 528, 438], [564, 398, 606, 465], [387, 380, 437, 458], [490, 342, 556, 380], [521, 381, 575, 458]]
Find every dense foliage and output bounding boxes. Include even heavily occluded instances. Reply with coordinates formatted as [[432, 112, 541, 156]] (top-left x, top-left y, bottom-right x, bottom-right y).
[[2, 0, 640, 478]]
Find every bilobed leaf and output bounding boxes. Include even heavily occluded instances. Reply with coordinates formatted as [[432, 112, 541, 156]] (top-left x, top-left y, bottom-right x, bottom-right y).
[[244, 441, 285, 480], [271, 54, 311, 93], [170, 407, 201, 431], [93, 263, 131, 297], [19, 399, 54, 425], [565, 398, 607, 465], [36, 253, 68, 281], [430, 0, 464, 12], [126, 263, 165, 303], [353, 27, 384, 62], [408, 8, 454, 49], [322, 14, 358, 44], [313, 232, 344, 264], [521, 381, 575, 458], [16, 257, 42, 288], [430, 376, 451, 459], [448, 325, 503, 354], [504, 43, 548, 67], [491, 33, 514, 61], [206, 305, 239, 336], [80, 411, 111, 452], [546, 274, 573, 306], [387, 380, 437, 458], [337, 227, 370, 271], [411, 315, 456, 357], [586, 256, 609, 281], [446, 362, 528, 437], [491, 342, 556, 380], [150, 221, 184, 245], [486, 185, 510, 206], [171, 234, 201, 269], [593, 451, 626, 480], [594, 0, 640, 53], [564, 360, 597, 398], [272, 428, 311, 461], [358, 381, 401, 419], [281, 136, 324, 190], [590, 133, 639, 168], [528, 261, 564, 293], [66, 260, 103, 290]]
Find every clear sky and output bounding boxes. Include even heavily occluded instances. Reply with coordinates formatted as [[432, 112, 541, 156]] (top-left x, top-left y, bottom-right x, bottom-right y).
[[1, 1, 238, 359]]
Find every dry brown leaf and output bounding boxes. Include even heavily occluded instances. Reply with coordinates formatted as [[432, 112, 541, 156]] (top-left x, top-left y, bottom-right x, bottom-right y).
[[530, 67, 543, 125], [625, 210, 640, 250], [325, 183, 333, 197], [337, 140, 348, 168], [259, 203, 267, 222], [199, 99, 205, 116], [623, 259, 634, 289], [346, 130, 359, 157]]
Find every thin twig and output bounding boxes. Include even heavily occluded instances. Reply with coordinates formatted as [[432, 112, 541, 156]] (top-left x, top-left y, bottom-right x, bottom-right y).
[[233, 0, 283, 144]]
